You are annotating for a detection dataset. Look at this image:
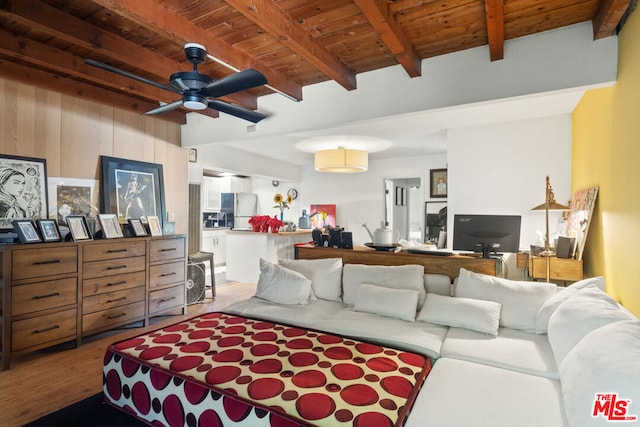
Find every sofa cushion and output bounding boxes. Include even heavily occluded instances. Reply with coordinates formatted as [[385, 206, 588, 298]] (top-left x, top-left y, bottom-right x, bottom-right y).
[[547, 285, 629, 367], [423, 274, 453, 296], [279, 257, 343, 302], [355, 284, 419, 322], [417, 293, 501, 336], [455, 268, 557, 332], [535, 276, 607, 334], [559, 320, 640, 427], [342, 264, 425, 308], [255, 258, 312, 305], [441, 326, 559, 379], [405, 358, 568, 427]]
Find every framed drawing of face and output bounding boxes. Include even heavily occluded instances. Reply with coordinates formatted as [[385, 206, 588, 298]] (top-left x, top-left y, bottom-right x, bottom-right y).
[[0, 155, 48, 232]]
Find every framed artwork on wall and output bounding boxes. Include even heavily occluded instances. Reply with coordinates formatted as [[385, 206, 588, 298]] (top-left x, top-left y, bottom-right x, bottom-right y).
[[309, 204, 336, 229], [0, 154, 48, 232], [100, 156, 165, 229], [430, 169, 448, 198]]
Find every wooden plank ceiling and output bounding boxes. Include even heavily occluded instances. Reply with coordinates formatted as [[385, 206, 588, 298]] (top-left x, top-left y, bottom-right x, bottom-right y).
[[0, 0, 632, 125]]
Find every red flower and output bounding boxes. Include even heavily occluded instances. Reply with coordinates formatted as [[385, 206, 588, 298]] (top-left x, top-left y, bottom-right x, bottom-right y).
[[267, 215, 284, 227]]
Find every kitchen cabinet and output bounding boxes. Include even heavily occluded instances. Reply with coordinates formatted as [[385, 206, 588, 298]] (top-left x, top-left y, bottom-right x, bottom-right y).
[[202, 176, 253, 211], [202, 229, 227, 266]]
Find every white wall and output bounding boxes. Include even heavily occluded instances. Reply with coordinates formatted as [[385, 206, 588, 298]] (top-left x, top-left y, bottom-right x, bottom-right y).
[[447, 114, 572, 275]]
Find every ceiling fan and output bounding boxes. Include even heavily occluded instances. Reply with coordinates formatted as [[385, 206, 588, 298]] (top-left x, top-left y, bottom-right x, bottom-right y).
[[85, 43, 269, 123]]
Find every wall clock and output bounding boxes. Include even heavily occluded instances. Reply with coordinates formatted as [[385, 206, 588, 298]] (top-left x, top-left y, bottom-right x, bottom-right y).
[[287, 188, 298, 200]]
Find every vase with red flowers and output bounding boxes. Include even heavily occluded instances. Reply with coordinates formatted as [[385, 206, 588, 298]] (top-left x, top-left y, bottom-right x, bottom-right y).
[[249, 215, 269, 232], [268, 215, 284, 233]]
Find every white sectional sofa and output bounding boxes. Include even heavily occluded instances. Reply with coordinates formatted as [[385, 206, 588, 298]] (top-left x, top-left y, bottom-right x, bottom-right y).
[[225, 258, 640, 427]]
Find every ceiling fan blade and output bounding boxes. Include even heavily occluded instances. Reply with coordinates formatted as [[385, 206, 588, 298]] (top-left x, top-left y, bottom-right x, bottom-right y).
[[208, 100, 268, 123], [144, 100, 184, 115], [200, 69, 267, 98], [85, 59, 175, 93]]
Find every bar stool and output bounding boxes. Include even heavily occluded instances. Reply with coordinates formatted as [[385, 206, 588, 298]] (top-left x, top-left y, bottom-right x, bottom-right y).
[[188, 251, 216, 297]]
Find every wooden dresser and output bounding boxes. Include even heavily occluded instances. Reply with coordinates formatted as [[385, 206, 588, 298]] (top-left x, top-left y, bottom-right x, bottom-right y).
[[0, 235, 186, 370]]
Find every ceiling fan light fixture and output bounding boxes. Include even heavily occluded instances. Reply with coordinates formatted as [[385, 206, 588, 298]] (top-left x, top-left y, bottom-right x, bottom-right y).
[[182, 94, 208, 110], [315, 147, 368, 173]]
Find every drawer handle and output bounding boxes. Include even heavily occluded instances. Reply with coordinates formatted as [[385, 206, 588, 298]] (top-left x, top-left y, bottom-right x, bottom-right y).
[[106, 249, 127, 253], [107, 296, 127, 303], [107, 281, 127, 287], [33, 259, 61, 266], [160, 272, 177, 277], [159, 296, 176, 303], [107, 265, 127, 270], [32, 292, 61, 300], [107, 313, 127, 320], [160, 248, 177, 252], [34, 325, 60, 334]]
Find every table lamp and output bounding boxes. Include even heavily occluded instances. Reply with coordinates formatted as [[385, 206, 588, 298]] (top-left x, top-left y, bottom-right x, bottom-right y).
[[531, 176, 570, 281]]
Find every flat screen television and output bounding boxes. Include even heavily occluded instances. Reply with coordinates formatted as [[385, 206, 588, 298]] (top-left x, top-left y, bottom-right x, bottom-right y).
[[453, 214, 522, 258]]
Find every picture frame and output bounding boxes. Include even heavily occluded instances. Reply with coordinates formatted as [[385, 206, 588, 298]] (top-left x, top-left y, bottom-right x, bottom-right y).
[[188, 148, 197, 163], [98, 213, 123, 239], [47, 177, 99, 225], [430, 168, 448, 198], [37, 219, 62, 242], [146, 215, 163, 236], [100, 156, 165, 229], [128, 218, 148, 237], [0, 154, 48, 232], [12, 220, 42, 244], [66, 215, 93, 241]]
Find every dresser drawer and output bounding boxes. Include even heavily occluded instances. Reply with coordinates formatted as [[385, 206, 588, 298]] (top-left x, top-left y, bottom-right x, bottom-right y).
[[12, 247, 77, 281], [149, 237, 186, 263], [83, 240, 146, 262], [83, 286, 145, 314], [82, 271, 145, 296], [82, 301, 145, 334], [12, 308, 77, 352], [149, 260, 185, 289], [149, 285, 185, 316], [12, 277, 77, 316], [83, 256, 146, 279]]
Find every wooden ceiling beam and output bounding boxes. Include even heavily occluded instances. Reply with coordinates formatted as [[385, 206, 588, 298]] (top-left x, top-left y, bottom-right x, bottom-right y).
[[593, 0, 631, 39], [353, 0, 421, 77], [0, 0, 255, 112], [88, 0, 303, 101], [0, 59, 188, 124], [224, 0, 356, 90], [484, 0, 505, 61]]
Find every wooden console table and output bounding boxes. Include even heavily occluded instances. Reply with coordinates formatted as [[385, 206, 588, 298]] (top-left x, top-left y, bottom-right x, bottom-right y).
[[528, 255, 583, 282], [294, 245, 496, 281]]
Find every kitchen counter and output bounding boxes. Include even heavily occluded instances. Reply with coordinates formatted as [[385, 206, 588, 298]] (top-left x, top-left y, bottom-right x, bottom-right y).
[[225, 230, 313, 283]]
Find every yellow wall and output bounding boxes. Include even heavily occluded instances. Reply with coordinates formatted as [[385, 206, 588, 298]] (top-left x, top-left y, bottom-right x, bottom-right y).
[[572, 7, 640, 316]]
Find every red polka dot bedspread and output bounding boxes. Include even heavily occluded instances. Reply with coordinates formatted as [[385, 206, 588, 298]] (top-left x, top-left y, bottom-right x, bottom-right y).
[[103, 312, 431, 426]]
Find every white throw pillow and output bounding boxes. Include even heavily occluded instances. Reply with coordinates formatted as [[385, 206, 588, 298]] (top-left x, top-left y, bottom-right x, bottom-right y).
[[278, 258, 343, 302], [342, 264, 425, 308], [547, 285, 629, 367], [559, 320, 640, 427], [255, 258, 312, 305], [354, 283, 419, 322], [456, 268, 557, 332], [417, 293, 501, 336], [535, 277, 607, 334]]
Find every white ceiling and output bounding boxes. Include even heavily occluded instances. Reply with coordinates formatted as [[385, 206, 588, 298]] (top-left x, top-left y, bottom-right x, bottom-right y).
[[206, 89, 586, 166]]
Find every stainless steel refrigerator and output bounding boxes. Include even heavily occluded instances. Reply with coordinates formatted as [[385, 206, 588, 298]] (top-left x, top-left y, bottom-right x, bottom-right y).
[[220, 192, 258, 229]]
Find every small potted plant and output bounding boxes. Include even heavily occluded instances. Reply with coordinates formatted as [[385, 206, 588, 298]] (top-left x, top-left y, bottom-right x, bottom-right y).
[[249, 215, 268, 232], [267, 215, 284, 233]]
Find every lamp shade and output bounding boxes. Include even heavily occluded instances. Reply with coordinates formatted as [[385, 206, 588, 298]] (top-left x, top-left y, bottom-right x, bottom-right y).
[[314, 148, 368, 173]]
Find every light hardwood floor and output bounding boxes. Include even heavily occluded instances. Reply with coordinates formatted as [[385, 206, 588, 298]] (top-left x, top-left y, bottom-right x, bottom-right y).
[[0, 282, 256, 427]]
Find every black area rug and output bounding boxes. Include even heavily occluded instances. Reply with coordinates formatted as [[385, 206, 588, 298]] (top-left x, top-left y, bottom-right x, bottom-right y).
[[23, 393, 146, 427]]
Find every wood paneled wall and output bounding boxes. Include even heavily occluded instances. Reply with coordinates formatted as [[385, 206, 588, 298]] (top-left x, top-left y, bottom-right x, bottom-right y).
[[0, 76, 188, 234]]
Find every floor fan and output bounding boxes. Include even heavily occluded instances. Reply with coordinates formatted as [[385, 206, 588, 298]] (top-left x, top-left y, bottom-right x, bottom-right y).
[[186, 262, 206, 304]]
